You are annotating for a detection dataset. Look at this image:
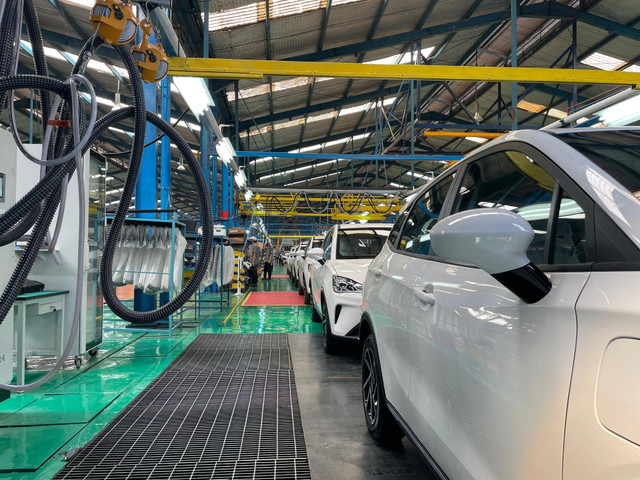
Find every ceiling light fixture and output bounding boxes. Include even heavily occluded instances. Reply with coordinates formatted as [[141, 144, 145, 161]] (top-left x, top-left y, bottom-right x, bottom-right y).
[[177, 158, 186, 171]]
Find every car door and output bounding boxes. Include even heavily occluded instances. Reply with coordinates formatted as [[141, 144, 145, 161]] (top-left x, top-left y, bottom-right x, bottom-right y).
[[407, 147, 593, 479], [312, 227, 334, 310], [367, 173, 457, 423]]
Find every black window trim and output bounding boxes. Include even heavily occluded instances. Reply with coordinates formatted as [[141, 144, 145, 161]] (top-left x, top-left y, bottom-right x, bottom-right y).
[[390, 141, 601, 271], [388, 168, 459, 258]]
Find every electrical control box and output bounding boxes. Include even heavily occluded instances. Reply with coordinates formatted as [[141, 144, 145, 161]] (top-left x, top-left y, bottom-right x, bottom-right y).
[[213, 224, 227, 238], [0, 128, 18, 394]]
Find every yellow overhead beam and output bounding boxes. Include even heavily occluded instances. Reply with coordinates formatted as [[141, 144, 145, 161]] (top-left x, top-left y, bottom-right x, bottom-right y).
[[169, 57, 640, 87], [423, 132, 503, 139]]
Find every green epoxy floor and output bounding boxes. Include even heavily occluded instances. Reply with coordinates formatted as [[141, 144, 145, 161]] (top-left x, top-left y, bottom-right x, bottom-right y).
[[0, 266, 320, 479]]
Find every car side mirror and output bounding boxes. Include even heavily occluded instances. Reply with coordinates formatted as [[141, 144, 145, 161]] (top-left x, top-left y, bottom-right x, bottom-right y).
[[430, 209, 551, 304], [307, 247, 324, 261]]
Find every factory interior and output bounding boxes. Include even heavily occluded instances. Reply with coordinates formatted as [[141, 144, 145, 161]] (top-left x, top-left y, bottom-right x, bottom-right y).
[[2, 0, 640, 478]]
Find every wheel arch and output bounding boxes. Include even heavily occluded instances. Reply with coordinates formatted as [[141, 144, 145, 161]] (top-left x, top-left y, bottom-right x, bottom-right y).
[[359, 312, 374, 352]]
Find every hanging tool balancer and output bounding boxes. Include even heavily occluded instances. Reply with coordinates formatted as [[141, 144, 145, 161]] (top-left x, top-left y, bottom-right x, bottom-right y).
[[90, 0, 169, 83]]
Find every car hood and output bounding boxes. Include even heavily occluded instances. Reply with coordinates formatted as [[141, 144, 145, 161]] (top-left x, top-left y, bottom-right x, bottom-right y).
[[329, 258, 373, 284]]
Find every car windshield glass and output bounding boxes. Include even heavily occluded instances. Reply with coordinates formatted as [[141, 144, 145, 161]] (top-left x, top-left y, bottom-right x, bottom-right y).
[[554, 130, 640, 199], [336, 228, 390, 259]]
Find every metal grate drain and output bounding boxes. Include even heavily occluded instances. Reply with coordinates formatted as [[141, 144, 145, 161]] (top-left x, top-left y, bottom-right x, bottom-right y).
[[54, 334, 310, 480]]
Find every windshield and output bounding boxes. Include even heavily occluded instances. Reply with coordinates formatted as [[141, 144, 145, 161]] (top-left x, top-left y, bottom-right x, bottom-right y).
[[554, 130, 640, 198], [336, 228, 391, 259]]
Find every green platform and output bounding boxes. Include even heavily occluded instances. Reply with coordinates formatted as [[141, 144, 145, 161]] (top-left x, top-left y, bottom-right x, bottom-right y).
[[0, 266, 321, 480]]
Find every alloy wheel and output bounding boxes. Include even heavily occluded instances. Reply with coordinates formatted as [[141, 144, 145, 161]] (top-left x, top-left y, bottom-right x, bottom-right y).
[[362, 344, 379, 427]]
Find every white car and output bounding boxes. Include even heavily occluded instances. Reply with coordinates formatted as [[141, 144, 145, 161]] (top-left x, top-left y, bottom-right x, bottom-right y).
[[297, 235, 325, 303], [285, 246, 299, 278], [290, 242, 308, 285], [360, 128, 640, 480], [309, 223, 391, 353]]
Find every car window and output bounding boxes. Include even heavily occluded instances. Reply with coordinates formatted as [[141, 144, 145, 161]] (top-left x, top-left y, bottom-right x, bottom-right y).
[[388, 209, 408, 247], [552, 195, 587, 264], [453, 150, 587, 265], [322, 230, 333, 259], [398, 174, 455, 255], [336, 228, 390, 259]]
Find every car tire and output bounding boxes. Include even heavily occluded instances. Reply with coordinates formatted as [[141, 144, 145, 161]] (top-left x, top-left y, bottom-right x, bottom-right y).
[[303, 289, 311, 305], [362, 334, 404, 443], [322, 301, 337, 354]]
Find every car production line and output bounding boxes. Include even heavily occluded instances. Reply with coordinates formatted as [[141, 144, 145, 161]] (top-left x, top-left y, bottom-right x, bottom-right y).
[[0, 269, 433, 480]]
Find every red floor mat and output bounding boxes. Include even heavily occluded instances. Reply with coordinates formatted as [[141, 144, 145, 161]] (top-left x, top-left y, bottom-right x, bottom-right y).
[[271, 274, 288, 278], [242, 291, 306, 306]]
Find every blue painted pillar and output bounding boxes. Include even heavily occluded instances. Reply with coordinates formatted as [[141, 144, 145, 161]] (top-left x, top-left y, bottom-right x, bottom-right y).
[[159, 76, 171, 309], [160, 77, 171, 219], [134, 31, 157, 313], [229, 167, 234, 227], [511, 0, 518, 130], [221, 163, 229, 226]]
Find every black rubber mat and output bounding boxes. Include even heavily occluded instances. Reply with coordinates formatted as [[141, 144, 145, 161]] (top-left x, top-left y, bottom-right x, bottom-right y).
[[54, 334, 310, 480]]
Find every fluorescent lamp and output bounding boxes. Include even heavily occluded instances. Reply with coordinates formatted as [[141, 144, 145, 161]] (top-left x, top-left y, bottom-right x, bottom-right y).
[[234, 170, 247, 188], [244, 190, 253, 202], [597, 93, 640, 126], [173, 77, 215, 120], [216, 137, 237, 166]]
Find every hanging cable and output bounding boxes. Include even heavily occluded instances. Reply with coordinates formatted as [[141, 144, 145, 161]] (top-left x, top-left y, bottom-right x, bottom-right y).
[[0, 0, 214, 391]]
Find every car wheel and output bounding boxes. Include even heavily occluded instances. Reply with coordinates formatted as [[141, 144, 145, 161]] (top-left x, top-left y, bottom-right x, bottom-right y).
[[322, 301, 337, 354], [303, 288, 311, 305], [362, 334, 404, 443]]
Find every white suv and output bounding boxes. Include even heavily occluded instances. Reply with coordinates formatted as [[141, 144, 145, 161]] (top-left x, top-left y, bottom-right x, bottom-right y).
[[310, 223, 391, 353], [360, 128, 640, 480], [297, 235, 325, 304]]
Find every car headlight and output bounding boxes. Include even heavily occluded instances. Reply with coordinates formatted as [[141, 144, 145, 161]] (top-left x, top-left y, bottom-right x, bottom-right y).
[[332, 275, 363, 293]]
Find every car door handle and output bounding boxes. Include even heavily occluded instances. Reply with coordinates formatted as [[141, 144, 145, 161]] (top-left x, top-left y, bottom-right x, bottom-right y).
[[413, 285, 436, 306]]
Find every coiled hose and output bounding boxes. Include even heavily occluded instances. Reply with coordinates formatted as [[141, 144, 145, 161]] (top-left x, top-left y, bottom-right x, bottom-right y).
[[0, 3, 213, 326]]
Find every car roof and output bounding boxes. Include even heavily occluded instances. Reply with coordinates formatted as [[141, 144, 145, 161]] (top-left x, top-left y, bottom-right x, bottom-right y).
[[335, 222, 392, 230]]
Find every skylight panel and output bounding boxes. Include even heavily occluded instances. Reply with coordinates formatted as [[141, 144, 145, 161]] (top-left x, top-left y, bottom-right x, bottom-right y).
[[365, 46, 435, 65], [209, 0, 366, 31], [623, 64, 640, 73], [271, 0, 323, 18], [59, 0, 94, 7], [209, 2, 265, 32], [227, 77, 332, 101], [581, 52, 627, 71], [518, 100, 566, 119]]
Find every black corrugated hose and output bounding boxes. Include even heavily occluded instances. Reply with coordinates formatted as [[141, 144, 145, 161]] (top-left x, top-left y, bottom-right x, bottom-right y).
[[0, 0, 213, 328]]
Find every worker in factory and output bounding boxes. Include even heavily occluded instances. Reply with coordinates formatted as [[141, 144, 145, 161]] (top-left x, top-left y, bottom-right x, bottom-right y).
[[263, 238, 274, 280], [248, 236, 261, 286]]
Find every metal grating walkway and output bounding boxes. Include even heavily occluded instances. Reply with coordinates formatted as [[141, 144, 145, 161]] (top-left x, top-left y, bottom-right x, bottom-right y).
[[54, 334, 311, 480]]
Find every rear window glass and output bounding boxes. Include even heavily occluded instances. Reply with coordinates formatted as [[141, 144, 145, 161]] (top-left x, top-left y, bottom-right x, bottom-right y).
[[336, 228, 390, 259], [554, 130, 640, 198]]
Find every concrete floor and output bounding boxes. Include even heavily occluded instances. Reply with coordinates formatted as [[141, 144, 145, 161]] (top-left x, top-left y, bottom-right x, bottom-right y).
[[0, 267, 434, 479], [290, 334, 434, 480]]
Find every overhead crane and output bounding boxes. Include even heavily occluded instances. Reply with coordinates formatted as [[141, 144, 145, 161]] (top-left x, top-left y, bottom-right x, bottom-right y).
[[168, 57, 640, 87]]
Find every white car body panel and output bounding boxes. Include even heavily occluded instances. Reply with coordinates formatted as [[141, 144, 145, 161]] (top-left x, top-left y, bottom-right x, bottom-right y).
[[312, 223, 391, 339], [361, 128, 640, 479], [564, 271, 640, 479]]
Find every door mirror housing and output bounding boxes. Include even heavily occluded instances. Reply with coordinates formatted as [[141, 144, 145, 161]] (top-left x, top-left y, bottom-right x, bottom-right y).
[[307, 247, 324, 261], [430, 209, 551, 303]]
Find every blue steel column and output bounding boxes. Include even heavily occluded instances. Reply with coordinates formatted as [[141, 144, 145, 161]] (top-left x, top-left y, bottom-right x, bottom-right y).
[[221, 163, 229, 226], [134, 30, 158, 313], [159, 76, 171, 309], [511, 0, 518, 130]]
